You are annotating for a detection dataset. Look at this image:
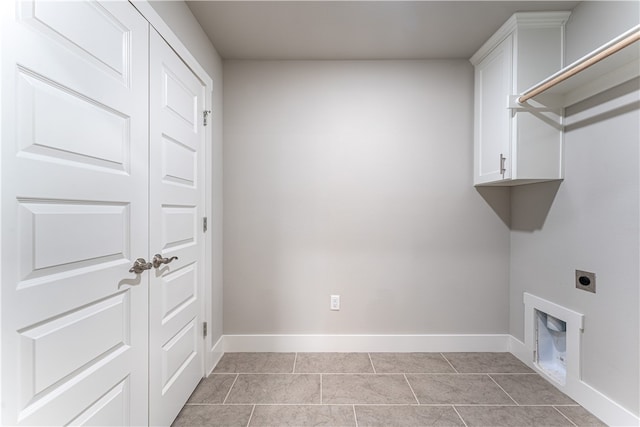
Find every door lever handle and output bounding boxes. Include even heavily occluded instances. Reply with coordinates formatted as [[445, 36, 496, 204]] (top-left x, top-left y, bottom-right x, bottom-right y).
[[129, 258, 153, 274], [152, 254, 178, 268]]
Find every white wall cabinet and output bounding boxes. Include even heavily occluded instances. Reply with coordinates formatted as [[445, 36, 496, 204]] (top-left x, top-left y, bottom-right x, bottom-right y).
[[471, 12, 571, 186]]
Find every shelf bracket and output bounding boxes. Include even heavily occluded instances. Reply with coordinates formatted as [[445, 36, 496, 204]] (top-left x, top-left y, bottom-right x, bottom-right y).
[[507, 96, 564, 131], [507, 95, 563, 114]]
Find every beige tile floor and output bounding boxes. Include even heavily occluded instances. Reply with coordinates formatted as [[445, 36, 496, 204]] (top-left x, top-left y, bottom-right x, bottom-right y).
[[172, 352, 607, 427]]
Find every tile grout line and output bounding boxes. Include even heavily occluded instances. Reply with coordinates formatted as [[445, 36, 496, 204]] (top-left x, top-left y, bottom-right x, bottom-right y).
[[545, 404, 582, 407], [452, 405, 469, 427], [487, 374, 520, 405], [553, 405, 579, 427], [479, 372, 538, 375], [222, 373, 239, 404], [245, 404, 256, 427], [367, 353, 377, 374], [320, 373, 323, 405], [352, 404, 359, 427], [211, 371, 532, 375], [184, 402, 578, 407], [403, 373, 421, 405], [292, 352, 298, 373], [440, 353, 459, 373]]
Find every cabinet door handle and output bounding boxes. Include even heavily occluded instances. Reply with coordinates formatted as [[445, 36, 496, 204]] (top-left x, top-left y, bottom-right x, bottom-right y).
[[499, 154, 506, 178]]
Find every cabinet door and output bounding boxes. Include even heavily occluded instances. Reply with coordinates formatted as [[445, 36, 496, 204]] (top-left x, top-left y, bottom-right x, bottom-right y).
[[1, 0, 149, 425], [474, 35, 512, 185]]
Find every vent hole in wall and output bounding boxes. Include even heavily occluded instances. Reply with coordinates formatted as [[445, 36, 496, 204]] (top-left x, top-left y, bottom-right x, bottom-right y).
[[536, 309, 567, 385]]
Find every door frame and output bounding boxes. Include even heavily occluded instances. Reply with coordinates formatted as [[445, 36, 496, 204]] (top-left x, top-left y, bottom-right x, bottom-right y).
[[129, 1, 216, 376]]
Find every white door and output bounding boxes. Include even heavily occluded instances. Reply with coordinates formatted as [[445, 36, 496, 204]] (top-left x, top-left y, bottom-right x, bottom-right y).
[[1, 0, 149, 425], [148, 29, 206, 426]]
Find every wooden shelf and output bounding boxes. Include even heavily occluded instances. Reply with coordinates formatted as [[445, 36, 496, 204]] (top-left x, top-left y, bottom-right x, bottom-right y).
[[519, 25, 640, 108]]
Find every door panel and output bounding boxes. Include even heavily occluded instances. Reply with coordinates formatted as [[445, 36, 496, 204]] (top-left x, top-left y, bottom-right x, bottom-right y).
[[20, 293, 129, 396], [161, 264, 198, 320], [19, 0, 131, 83], [67, 379, 129, 426], [1, 1, 149, 425], [149, 29, 205, 426], [18, 201, 128, 276], [17, 71, 130, 171], [162, 136, 197, 187]]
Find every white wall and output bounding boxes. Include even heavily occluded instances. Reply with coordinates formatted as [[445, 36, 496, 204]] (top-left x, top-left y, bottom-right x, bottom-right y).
[[509, 1, 640, 416], [147, 0, 225, 346], [223, 60, 510, 335]]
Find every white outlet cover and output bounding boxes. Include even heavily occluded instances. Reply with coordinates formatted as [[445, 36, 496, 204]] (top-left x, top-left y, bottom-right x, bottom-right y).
[[330, 295, 340, 310]]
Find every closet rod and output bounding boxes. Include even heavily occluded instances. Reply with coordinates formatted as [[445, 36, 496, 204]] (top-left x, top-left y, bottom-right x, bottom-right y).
[[518, 27, 640, 104]]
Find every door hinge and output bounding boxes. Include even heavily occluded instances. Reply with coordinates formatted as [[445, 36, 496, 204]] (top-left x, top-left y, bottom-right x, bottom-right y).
[[203, 110, 212, 126], [534, 319, 539, 362], [203, 217, 208, 232], [203, 322, 208, 338]]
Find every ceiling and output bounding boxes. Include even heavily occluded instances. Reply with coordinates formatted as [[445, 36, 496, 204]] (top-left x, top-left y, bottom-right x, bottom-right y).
[[186, 1, 580, 60]]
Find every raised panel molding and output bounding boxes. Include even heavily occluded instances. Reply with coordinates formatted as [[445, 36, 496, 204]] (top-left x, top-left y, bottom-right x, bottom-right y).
[[163, 67, 197, 131], [161, 263, 197, 324], [162, 134, 197, 187], [161, 319, 198, 394], [161, 205, 197, 251], [19, 0, 131, 84], [18, 200, 130, 281], [67, 379, 130, 426], [17, 67, 130, 173], [18, 293, 130, 407]]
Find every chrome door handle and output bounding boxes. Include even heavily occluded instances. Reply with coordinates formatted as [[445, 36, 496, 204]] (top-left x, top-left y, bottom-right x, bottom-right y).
[[129, 258, 153, 274], [152, 254, 178, 268]]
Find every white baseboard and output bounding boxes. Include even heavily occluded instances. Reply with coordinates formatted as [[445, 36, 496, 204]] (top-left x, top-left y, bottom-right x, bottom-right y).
[[207, 335, 225, 376], [221, 334, 510, 353], [509, 336, 640, 427]]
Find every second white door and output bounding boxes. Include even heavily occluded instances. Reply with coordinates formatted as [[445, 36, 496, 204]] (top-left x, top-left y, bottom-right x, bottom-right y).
[[148, 28, 206, 426]]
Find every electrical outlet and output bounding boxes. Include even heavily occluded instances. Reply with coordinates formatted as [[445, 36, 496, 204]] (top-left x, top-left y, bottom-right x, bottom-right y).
[[330, 295, 340, 310]]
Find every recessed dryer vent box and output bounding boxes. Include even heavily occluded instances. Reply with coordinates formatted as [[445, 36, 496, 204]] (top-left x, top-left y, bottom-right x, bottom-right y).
[[536, 310, 567, 384], [524, 293, 584, 393]]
